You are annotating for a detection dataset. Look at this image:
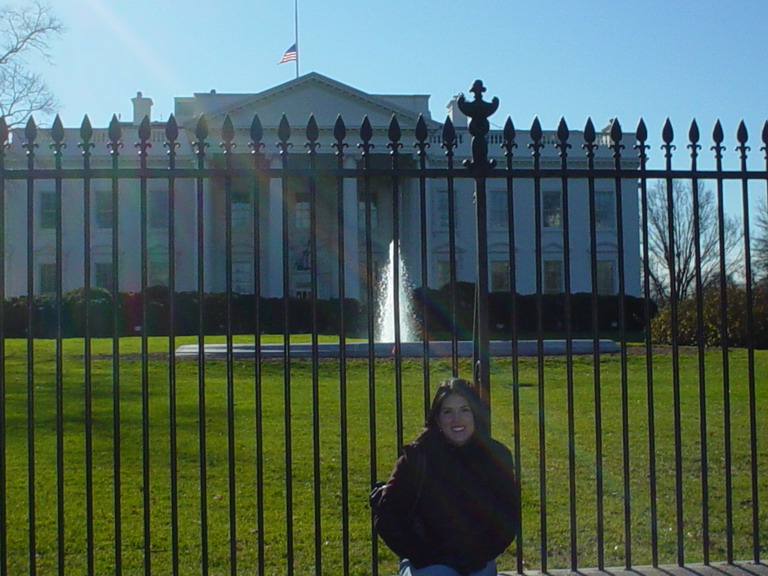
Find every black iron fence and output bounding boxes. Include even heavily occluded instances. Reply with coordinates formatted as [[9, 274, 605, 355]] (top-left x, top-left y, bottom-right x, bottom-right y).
[[0, 80, 765, 576]]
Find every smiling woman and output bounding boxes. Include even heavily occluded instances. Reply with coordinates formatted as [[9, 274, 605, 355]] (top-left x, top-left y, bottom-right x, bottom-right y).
[[373, 378, 520, 576], [437, 390, 475, 446]]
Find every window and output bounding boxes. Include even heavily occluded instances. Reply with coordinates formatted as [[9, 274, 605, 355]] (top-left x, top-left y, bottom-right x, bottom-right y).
[[39, 263, 56, 294], [490, 259, 510, 292], [596, 260, 615, 295], [435, 259, 451, 288], [232, 188, 251, 229], [294, 243, 311, 271], [595, 191, 615, 230], [39, 191, 57, 230], [433, 190, 450, 230], [489, 190, 509, 229], [148, 260, 169, 287], [148, 190, 169, 229], [543, 260, 563, 294], [295, 282, 312, 299], [95, 190, 114, 229], [542, 190, 562, 229], [358, 191, 378, 230], [232, 260, 253, 294], [295, 192, 310, 230], [95, 262, 115, 291]]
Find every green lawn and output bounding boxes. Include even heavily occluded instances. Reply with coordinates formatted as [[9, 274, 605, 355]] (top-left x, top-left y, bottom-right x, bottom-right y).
[[1, 337, 765, 575]]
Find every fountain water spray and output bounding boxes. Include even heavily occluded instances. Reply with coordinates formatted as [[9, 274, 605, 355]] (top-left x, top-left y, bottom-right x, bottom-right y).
[[376, 241, 417, 342]]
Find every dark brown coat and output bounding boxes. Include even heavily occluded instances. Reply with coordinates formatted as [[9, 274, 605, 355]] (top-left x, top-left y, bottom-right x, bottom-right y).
[[374, 430, 520, 575]]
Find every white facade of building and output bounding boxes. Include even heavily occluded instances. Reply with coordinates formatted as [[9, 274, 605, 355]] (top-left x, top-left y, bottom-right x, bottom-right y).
[[2, 73, 641, 299]]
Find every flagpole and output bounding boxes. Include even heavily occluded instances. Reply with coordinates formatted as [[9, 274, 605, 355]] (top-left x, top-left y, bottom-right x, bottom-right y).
[[294, 0, 299, 78]]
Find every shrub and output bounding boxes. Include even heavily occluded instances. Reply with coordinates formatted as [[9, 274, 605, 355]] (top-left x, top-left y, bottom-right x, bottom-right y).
[[651, 283, 768, 348]]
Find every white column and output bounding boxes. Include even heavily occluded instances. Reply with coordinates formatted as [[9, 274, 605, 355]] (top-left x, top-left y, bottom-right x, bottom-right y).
[[267, 176, 285, 298], [342, 158, 360, 299], [202, 175, 217, 293]]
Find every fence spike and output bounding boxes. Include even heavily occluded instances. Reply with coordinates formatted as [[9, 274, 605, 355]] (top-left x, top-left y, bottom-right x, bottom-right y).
[[583, 118, 598, 158], [138, 116, 151, 142], [108, 114, 122, 145], [165, 115, 180, 159], [24, 115, 38, 144], [386, 114, 401, 156], [711, 120, 725, 159], [414, 114, 429, 156], [359, 116, 373, 156], [609, 118, 623, 144], [761, 120, 768, 150], [80, 115, 93, 143], [662, 118, 674, 145], [278, 114, 291, 144], [583, 118, 595, 145], [79, 116, 95, 155], [660, 118, 675, 161], [530, 116, 542, 143], [636, 118, 648, 144], [556, 117, 571, 157], [736, 120, 750, 158], [387, 114, 400, 144], [306, 114, 319, 145], [0, 116, 8, 147], [442, 116, 457, 153], [359, 116, 372, 143], [51, 114, 65, 144], [736, 120, 749, 146], [333, 115, 346, 144], [136, 116, 152, 156], [195, 114, 209, 142], [415, 114, 428, 143], [502, 117, 516, 149], [634, 118, 649, 160], [712, 120, 724, 145], [332, 115, 347, 156], [221, 115, 235, 145], [688, 119, 700, 145], [688, 119, 701, 158], [165, 114, 179, 143], [250, 114, 263, 148]]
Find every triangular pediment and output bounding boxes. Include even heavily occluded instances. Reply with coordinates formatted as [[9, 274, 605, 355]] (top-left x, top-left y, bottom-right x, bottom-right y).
[[182, 72, 438, 132]]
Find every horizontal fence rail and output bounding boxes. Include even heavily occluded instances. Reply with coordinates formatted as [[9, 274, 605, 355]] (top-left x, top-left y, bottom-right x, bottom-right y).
[[0, 92, 766, 576]]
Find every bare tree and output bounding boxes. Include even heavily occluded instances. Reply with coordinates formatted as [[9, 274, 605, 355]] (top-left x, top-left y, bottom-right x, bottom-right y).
[[754, 197, 768, 284], [642, 180, 742, 304], [0, 0, 63, 126]]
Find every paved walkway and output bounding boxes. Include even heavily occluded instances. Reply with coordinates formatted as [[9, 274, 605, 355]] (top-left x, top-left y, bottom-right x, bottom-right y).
[[500, 562, 767, 576]]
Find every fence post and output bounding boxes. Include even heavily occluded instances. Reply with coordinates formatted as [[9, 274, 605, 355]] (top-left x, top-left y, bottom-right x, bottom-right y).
[[458, 80, 498, 406]]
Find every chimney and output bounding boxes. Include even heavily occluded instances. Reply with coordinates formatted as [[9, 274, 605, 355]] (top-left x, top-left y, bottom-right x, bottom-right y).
[[446, 94, 468, 127], [131, 91, 153, 125]]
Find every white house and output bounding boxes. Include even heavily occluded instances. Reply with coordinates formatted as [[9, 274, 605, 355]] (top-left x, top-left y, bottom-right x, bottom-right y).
[[1, 73, 641, 300]]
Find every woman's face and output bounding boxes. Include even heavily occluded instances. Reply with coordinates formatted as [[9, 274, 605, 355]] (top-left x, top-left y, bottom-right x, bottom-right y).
[[437, 393, 475, 446]]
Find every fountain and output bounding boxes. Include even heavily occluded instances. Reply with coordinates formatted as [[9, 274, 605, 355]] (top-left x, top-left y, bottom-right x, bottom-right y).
[[376, 241, 417, 343], [174, 239, 619, 359]]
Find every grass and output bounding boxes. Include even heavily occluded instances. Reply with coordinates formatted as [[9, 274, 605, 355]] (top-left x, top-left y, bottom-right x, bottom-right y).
[[0, 336, 766, 575]]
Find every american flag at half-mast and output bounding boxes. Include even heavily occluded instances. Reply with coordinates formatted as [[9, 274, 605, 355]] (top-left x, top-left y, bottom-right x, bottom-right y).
[[278, 43, 297, 64]]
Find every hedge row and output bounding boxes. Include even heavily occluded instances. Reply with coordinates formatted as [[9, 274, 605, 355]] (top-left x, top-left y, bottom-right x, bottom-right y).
[[415, 284, 652, 336], [0, 284, 652, 339], [650, 284, 768, 349]]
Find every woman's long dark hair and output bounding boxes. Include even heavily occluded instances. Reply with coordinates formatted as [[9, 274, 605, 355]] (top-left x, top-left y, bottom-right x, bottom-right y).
[[421, 377, 490, 440]]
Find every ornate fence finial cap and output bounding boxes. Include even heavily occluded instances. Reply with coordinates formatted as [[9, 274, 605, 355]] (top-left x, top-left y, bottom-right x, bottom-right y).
[[457, 79, 498, 172], [469, 79, 486, 99]]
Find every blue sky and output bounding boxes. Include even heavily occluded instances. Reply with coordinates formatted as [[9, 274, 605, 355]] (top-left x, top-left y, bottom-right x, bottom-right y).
[[17, 0, 768, 170]]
